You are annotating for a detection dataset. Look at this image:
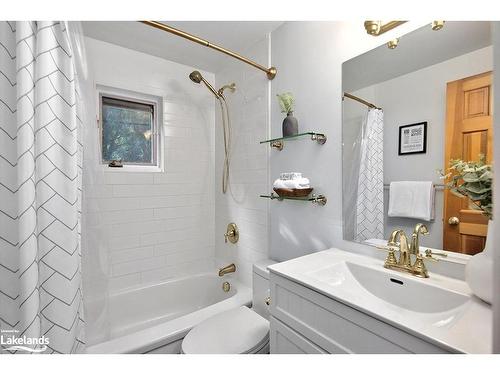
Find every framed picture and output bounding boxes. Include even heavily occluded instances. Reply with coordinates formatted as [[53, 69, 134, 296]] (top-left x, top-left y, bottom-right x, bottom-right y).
[[398, 122, 427, 155]]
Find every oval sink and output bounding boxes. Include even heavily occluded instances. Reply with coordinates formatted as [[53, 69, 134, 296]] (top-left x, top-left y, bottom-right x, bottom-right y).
[[346, 261, 469, 313]]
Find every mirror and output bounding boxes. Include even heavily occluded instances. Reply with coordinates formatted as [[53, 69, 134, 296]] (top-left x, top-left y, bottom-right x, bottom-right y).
[[342, 21, 493, 256]]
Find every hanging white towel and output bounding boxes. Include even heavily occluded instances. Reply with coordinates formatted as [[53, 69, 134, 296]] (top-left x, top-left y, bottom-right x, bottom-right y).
[[388, 181, 435, 221]]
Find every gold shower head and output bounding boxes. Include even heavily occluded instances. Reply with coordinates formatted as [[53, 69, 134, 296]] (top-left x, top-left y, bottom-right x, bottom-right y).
[[189, 70, 220, 98]]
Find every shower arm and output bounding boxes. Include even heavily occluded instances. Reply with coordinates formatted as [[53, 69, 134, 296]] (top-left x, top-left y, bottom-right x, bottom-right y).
[[140, 21, 277, 80]]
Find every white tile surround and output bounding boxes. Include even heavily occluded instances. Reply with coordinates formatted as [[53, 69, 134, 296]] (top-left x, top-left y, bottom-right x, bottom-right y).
[[214, 36, 271, 286], [84, 37, 216, 293]]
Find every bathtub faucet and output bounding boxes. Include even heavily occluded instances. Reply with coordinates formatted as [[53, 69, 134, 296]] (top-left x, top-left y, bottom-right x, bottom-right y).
[[218, 263, 236, 277]]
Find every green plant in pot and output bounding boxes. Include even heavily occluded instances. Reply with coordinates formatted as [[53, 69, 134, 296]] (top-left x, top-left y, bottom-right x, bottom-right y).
[[440, 155, 492, 219], [277, 92, 298, 137], [440, 154, 494, 304]]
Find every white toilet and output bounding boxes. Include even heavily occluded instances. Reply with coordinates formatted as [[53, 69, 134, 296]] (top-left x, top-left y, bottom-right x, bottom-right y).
[[181, 259, 276, 354]]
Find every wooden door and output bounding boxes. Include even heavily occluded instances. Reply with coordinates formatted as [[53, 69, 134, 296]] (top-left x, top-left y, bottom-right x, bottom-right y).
[[443, 72, 492, 255]]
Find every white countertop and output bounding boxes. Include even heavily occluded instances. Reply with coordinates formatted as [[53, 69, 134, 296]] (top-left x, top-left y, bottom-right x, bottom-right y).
[[268, 248, 492, 354]]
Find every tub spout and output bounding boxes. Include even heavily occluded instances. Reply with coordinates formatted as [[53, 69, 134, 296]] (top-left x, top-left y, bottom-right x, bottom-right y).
[[218, 263, 236, 277]]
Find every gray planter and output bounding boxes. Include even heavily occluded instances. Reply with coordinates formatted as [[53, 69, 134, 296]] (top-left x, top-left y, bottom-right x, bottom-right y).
[[282, 112, 298, 137]]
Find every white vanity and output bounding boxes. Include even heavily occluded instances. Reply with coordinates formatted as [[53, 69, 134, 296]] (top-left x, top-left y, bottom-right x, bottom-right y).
[[267, 248, 491, 354]]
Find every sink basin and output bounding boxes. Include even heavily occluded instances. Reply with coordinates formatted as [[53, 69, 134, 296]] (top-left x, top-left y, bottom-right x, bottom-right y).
[[305, 260, 469, 314], [268, 248, 491, 353], [345, 262, 469, 313]]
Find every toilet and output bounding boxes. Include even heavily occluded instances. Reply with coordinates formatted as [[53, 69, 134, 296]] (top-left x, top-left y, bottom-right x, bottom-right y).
[[181, 259, 276, 354]]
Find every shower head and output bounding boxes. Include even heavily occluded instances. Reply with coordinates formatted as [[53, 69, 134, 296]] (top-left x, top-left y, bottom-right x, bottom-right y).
[[189, 70, 220, 98], [189, 70, 203, 84]]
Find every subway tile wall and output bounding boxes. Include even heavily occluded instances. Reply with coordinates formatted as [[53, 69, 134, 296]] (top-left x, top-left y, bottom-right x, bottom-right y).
[[84, 37, 216, 293], [214, 36, 271, 286]]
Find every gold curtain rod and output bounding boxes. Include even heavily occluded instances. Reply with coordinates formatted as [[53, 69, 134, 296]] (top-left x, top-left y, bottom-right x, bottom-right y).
[[140, 21, 277, 80], [343, 92, 381, 110]]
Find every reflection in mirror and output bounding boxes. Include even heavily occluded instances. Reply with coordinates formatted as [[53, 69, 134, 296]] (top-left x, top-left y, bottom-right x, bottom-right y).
[[342, 21, 493, 256]]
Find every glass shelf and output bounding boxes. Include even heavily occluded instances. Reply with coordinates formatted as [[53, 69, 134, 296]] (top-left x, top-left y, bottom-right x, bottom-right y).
[[260, 193, 327, 206], [260, 132, 327, 150]]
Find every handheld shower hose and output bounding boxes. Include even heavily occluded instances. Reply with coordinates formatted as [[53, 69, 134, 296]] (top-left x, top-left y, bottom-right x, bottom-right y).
[[189, 71, 235, 194]]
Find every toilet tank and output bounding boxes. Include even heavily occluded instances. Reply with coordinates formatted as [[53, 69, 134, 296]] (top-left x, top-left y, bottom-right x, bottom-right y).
[[252, 259, 276, 319]]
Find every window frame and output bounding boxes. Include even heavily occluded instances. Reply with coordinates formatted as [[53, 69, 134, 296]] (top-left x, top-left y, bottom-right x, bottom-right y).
[[97, 85, 163, 172]]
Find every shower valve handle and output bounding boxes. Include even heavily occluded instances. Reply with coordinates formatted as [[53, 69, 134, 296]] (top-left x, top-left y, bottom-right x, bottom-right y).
[[224, 223, 239, 244]]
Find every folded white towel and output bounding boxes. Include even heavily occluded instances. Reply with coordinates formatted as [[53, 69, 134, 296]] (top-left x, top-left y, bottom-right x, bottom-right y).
[[280, 172, 302, 180], [273, 179, 287, 189], [388, 181, 435, 221], [273, 177, 310, 189]]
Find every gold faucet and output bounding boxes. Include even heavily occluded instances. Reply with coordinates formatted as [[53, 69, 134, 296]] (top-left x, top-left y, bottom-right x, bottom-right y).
[[387, 229, 411, 269], [410, 223, 429, 254], [380, 224, 436, 278], [218, 263, 236, 277]]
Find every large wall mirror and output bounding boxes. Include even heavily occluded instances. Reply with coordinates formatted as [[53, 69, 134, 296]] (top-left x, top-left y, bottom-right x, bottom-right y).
[[342, 21, 493, 256]]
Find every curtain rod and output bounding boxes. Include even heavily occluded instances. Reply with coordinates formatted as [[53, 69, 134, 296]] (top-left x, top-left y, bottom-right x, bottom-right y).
[[343, 92, 381, 110], [383, 183, 444, 190], [139, 21, 277, 80]]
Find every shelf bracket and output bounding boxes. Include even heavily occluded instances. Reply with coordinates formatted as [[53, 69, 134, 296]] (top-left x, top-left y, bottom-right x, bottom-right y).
[[270, 140, 284, 151], [311, 133, 327, 145], [311, 194, 328, 206]]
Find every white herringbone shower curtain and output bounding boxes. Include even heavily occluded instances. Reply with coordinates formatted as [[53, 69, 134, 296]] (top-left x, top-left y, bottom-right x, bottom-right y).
[[354, 108, 384, 242], [0, 21, 85, 353]]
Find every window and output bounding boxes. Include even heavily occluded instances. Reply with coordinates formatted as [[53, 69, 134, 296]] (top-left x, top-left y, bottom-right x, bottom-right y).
[[99, 89, 161, 168]]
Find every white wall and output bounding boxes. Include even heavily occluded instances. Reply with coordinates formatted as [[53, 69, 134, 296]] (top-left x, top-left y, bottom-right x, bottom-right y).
[[84, 37, 216, 293], [343, 46, 493, 249], [269, 22, 391, 262], [269, 21, 469, 280], [214, 36, 271, 286]]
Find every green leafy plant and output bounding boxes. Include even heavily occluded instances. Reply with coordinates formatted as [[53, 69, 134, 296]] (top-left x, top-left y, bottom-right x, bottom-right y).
[[276, 92, 295, 114], [440, 154, 493, 219]]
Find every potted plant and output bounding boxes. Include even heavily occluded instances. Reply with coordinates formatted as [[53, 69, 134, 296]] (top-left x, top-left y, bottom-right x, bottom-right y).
[[441, 155, 492, 219], [277, 92, 298, 137], [440, 155, 493, 304]]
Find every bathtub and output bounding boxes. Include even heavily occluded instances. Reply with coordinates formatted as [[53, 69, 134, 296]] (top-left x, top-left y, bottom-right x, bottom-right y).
[[85, 273, 251, 354]]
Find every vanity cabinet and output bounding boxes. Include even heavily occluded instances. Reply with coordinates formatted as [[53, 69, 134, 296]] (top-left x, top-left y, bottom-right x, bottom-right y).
[[269, 272, 452, 354]]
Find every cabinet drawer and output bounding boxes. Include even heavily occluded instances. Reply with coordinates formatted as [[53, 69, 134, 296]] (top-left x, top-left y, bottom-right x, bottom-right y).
[[270, 317, 327, 354], [270, 273, 450, 354]]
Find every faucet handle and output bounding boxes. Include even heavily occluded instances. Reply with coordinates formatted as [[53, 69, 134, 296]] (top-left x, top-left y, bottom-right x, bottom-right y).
[[413, 254, 430, 278], [424, 249, 447, 262], [224, 223, 239, 244], [376, 245, 398, 252], [376, 246, 398, 267]]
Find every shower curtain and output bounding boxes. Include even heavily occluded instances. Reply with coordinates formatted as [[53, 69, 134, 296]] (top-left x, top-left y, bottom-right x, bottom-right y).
[[0, 21, 85, 353], [354, 108, 384, 242]]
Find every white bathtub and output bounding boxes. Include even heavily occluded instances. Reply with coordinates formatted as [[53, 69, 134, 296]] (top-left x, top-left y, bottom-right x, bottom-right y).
[[85, 273, 251, 354]]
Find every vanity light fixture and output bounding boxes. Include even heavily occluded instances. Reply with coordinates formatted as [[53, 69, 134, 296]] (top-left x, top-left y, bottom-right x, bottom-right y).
[[365, 21, 445, 50], [431, 21, 445, 31], [364, 21, 407, 36], [387, 38, 399, 49], [364, 20, 445, 36]]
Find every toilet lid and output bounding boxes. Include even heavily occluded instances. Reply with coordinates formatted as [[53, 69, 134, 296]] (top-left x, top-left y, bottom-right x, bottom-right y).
[[182, 306, 269, 354]]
